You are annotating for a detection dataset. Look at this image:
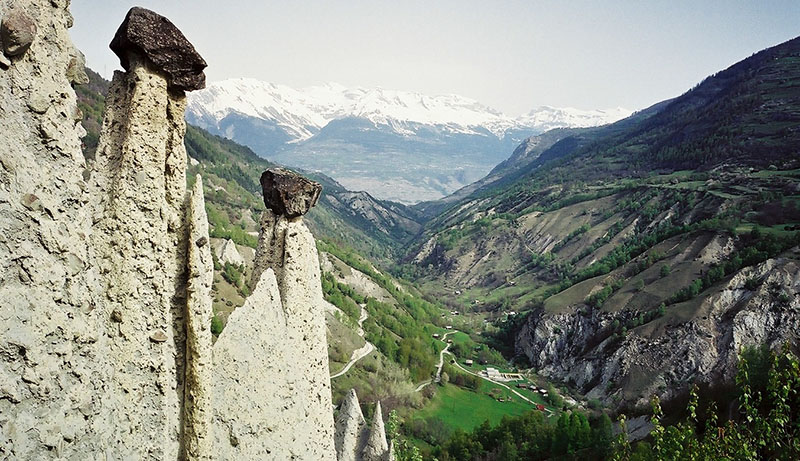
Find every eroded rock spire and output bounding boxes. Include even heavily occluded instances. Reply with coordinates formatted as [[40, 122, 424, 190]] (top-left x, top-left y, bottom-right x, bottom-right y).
[[1, 2, 211, 459], [335, 389, 368, 461], [334, 390, 395, 461], [185, 176, 214, 461], [362, 401, 390, 461], [216, 166, 335, 459], [88, 6, 207, 459], [1, 2, 344, 459]]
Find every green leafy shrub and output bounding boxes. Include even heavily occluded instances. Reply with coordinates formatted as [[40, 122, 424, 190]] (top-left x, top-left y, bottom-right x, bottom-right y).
[[612, 345, 800, 460], [210, 315, 224, 335]]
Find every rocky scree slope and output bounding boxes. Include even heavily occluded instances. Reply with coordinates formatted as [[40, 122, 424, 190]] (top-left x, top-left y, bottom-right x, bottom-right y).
[[405, 35, 800, 409]]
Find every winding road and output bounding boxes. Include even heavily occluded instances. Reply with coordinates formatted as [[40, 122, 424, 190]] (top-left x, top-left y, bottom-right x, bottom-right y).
[[331, 306, 375, 379], [414, 331, 456, 392], [331, 316, 551, 416]]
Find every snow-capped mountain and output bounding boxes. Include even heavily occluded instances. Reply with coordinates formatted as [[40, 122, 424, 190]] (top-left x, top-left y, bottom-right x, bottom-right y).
[[517, 105, 633, 132], [186, 78, 632, 203], [187, 78, 630, 142]]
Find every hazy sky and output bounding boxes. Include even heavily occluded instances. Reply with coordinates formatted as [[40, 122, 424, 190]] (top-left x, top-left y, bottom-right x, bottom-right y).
[[70, 1, 800, 115]]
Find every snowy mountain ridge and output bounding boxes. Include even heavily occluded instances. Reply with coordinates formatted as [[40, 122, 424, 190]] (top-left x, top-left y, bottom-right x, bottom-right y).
[[187, 78, 632, 141]]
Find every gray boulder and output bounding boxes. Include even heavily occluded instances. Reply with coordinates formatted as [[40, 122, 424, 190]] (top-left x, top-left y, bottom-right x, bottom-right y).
[[110, 7, 207, 91], [260, 168, 322, 218], [1, 7, 36, 57]]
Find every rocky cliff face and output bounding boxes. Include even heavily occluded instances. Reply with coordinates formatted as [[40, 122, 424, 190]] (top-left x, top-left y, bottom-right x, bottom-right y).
[[516, 251, 800, 409], [0, 3, 387, 460]]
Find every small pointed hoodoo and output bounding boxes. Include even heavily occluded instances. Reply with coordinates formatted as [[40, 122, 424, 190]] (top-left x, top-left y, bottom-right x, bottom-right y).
[[362, 401, 390, 461], [335, 389, 368, 461]]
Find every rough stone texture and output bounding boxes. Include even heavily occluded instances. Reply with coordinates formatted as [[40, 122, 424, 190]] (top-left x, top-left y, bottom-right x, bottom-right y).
[[216, 237, 244, 267], [251, 210, 288, 286], [0, 3, 200, 458], [66, 47, 88, 85], [362, 401, 390, 461], [212, 268, 294, 459], [185, 176, 214, 461], [250, 207, 336, 459], [0, 1, 96, 458], [110, 7, 207, 91], [335, 390, 368, 461], [516, 252, 800, 409], [1, 7, 36, 56], [260, 168, 322, 218], [0, 2, 342, 459], [86, 50, 190, 459]]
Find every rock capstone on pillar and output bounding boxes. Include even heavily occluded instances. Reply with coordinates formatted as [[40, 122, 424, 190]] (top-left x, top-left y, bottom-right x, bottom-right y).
[[248, 167, 336, 459], [110, 6, 207, 92], [0, 2, 343, 459], [260, 167, 322, 218], [88, 6, 206, 459]]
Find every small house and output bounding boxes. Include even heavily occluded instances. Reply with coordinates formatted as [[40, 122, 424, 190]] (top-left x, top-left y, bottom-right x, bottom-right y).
[[465, 359, 473, 366]]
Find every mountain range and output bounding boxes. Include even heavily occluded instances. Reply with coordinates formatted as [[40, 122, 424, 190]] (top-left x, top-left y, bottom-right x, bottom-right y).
[[186, 79, 631, 203]]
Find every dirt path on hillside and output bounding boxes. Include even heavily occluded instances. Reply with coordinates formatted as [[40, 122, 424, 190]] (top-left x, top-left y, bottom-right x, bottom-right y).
[[415, 331, 456, 392], [331, 305, 375, 379]]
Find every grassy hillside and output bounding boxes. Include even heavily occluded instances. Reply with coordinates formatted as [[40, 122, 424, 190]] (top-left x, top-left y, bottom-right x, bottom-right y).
[[407, 35, 800, 307], [432, 36, 800, 222], [316, 240, 574, 460]]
